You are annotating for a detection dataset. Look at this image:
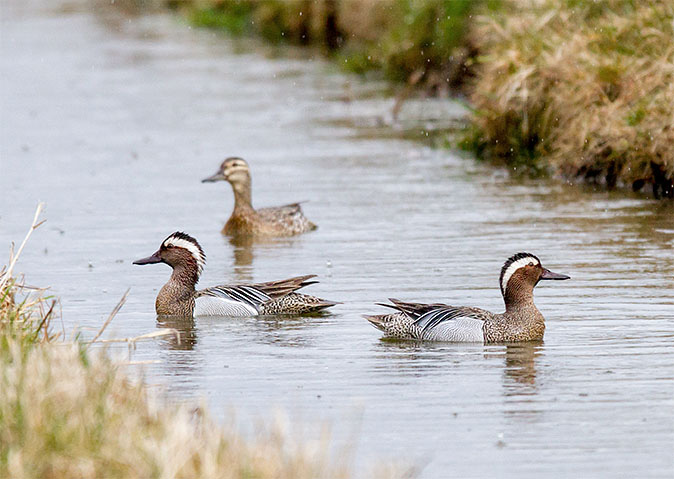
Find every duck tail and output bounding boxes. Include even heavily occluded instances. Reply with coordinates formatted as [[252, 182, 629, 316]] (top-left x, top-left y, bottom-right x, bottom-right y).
[[363, 314, 387, 331], [307, 298, 340, 312]]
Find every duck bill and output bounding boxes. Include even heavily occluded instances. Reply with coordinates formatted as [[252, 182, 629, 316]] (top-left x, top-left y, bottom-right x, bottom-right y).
[[540, 268, 570, 280], [201, 172, 226, 183], [133, 251, 162, 265]]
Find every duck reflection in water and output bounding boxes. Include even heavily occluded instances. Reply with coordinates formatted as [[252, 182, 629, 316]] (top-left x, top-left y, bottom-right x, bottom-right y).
[[248, 313, 332, 349], [227, 234, 254, 282], [502, 342, 542, 394], [227, 234, 301, 283], [500, 342, 544, 425], [156, 316, 198, 351]]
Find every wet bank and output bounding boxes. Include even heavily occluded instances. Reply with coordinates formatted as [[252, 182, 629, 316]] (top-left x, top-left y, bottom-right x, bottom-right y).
[[1, 1, 673, 477]]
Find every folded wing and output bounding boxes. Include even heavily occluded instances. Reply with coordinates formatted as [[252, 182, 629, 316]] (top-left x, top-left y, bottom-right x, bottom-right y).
[[375, 298, 487, 342], [413, 306, 487, 342], [257, 204, 317, 234], [195, 275, 329, 316]]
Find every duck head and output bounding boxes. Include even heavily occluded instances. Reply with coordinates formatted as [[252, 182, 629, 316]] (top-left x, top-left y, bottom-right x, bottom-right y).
[[202, 157, 250, 186], [133, 232, 206, 281], [499, 252, 569, 307]]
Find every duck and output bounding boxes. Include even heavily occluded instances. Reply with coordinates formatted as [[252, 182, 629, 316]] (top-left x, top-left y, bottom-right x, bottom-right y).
[[202, 157, 317, 237], [364, 252, 570, 343], [133, 232, 336, 317]]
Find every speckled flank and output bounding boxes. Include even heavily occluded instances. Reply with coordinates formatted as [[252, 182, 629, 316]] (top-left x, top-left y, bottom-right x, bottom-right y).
[[364, 312, 424, 339], [261, 293, 337, 314], [256, 204, 317, 236], [483, 307, 546, 343], [224, 203, 316, 237]]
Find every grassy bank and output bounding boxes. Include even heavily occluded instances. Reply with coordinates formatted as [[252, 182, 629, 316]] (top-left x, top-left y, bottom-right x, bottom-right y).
[[0, 209, 408, 479], [171, 0, 673, 198], [466, 0, 674, 197]]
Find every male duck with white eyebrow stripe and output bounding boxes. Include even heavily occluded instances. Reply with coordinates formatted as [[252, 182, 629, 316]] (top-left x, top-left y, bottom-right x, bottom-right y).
[[364, 252, 570, 343], [134, 232, 337, 317]]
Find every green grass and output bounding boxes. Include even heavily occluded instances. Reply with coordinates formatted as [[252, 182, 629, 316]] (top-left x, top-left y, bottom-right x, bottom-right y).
[[0, 278, 56, 355], [188, 2, 255, 35]]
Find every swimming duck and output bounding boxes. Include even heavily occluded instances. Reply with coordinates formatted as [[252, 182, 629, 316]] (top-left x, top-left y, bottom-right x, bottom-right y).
[[133, 232, 336, 317], [365, 253, 570, 342], [202, 157, 317, 237]]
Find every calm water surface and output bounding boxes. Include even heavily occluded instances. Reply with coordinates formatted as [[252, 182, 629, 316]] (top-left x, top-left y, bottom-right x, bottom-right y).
[[2, 1, 673, 477]]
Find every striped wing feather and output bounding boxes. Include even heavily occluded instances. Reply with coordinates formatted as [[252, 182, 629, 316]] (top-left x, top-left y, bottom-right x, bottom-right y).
[[196, 275, 319, 311], [197, 284, 272, 312], [413, 306, 487, 334]]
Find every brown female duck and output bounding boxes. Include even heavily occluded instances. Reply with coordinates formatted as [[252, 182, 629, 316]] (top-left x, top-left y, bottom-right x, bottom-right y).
[[365, 253, 570, 343], [202, 157, 317, 237], [134, 232, 336, 317]]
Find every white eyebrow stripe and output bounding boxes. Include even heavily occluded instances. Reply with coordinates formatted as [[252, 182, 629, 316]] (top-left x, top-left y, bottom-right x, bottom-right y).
[[501, 256, 539, 294], [163, 237, 205, 273]]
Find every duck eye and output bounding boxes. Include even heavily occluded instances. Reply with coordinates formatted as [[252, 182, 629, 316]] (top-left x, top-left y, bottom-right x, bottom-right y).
[[528, 262, 534, 266]]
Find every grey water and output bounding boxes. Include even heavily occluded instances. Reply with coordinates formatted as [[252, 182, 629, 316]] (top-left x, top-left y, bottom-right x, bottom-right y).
[[1, 1, 673, 477]]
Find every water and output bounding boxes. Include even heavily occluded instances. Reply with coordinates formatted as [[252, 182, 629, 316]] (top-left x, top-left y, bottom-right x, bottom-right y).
[[2, 1, 673, 477]]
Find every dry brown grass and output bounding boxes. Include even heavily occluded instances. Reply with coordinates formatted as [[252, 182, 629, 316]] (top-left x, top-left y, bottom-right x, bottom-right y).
[[466, 0, 674, 196], [1, 343, 361, 479]]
